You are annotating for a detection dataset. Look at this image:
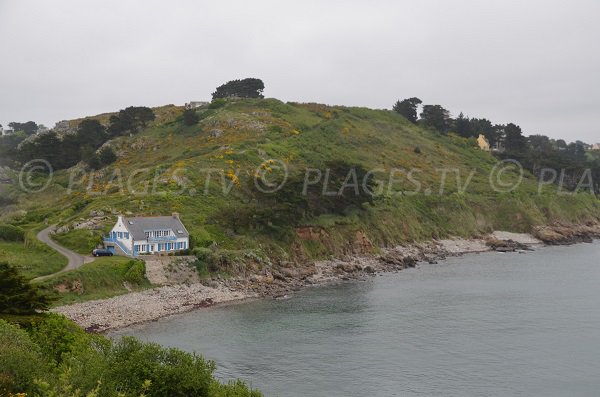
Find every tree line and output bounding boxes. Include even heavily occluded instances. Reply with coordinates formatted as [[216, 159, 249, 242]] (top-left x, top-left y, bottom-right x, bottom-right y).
[[393, 97, 600, 192], [0, 106, 155, 171]]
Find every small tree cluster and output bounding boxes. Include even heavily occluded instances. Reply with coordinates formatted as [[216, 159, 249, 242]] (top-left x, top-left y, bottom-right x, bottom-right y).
[[8, 121, 38, 135], [392, 97, 422, 123], [211, 78, 265, 100], [108, 106, 155, 137]]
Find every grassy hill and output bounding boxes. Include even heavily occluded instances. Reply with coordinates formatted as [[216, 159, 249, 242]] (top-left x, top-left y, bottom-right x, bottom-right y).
[[1, 98, 600, 286]]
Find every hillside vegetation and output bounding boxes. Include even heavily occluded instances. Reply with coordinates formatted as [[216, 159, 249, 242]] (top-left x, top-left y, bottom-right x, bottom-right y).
[[1, 98, 600, 279]]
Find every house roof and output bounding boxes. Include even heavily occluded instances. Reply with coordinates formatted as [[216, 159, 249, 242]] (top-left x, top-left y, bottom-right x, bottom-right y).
[[122, 215, 189, 240]]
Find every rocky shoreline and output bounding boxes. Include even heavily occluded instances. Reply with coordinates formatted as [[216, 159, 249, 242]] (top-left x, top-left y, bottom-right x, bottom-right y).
[[54, 225, 600, 333]]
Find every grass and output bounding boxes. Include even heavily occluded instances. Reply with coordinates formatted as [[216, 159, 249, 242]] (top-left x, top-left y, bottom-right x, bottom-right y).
[[0, 241, 67, 279], [36, 257, 152, 306], [52, 228, 105, 255], [2, 97, 599, 268]]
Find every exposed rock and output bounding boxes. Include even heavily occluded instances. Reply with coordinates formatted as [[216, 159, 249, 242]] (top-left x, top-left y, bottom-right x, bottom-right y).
[[533, 223, 600, 245], [56, 225, 70, 234], [210, 129, 223, 138]]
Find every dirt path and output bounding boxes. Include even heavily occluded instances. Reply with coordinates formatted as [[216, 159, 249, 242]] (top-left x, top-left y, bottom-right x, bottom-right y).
[[33, 225, 94, 281]]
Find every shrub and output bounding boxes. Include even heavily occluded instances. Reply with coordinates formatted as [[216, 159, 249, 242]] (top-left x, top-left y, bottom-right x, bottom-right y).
[[0, 224, 24, 241], [414, 146, 422, 154], [183, 109, 199, 126], [29, 313, 90, 365], [124, 261, 146, 285], [208, 98, 227, 109], [0, 320, 49, 395]]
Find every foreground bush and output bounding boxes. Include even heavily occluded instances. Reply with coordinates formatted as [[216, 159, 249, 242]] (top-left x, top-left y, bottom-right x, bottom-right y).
[[0, 316, 262, 396]]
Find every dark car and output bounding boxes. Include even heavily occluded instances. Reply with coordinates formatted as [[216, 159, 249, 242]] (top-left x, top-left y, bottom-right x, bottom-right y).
[[92, 248, 114, 257]]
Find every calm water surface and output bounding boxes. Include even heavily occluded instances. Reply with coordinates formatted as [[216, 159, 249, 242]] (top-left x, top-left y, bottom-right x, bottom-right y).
[[113, 242, 600, 396]]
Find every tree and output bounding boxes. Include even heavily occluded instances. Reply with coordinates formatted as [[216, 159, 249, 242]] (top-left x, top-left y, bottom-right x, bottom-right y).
[[0, 262, 55, 315], [503, 123, 527, 153], [528, 134, 553, 154], [566, 141, 587, 163], [453, 112, 473, 137], [420, 104, 451, 133], [108, 106, 155, 136], [555, 139, 568, 151], [76, 119, 107, 149], [212, 78, 265, 100], [392, 97, 422, 123], [98, 146, 117, 166], [17, 130, 62, 169], [9, 121, 38, 135], [81, 147, 102, 170], [182, 109, 199, 126]]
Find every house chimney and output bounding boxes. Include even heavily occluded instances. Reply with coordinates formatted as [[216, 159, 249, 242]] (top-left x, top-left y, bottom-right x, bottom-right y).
[[172, 212, 179, 219], [117, 215, 123, 224]]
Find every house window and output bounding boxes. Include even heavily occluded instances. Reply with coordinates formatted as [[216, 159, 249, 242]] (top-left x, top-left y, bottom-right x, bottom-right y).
[[125, 232, 129, 239]]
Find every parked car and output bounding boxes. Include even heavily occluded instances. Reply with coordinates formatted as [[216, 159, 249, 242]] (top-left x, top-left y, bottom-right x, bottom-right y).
[[92, 248, 114, 257]]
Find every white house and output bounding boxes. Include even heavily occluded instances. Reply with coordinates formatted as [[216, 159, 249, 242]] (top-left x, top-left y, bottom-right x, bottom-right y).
[[592, 143, 600, 151], [1, 127, 15, 136], [104, 213, 190, 256], [185, 101, 209, 109]]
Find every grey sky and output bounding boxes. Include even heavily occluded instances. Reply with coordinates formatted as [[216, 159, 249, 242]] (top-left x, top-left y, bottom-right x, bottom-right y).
[[1, 0, 598, 142]]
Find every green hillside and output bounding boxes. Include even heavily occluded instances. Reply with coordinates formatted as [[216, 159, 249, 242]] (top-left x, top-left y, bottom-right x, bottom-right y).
[[2, 98, 600, 278]]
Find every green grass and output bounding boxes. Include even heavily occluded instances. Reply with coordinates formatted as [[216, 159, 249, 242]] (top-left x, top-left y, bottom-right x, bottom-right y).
[[52, 228, 105, 255], [0, 241, 67, 279], [36, 257, 152, 306], [2, 98, 600, 268]]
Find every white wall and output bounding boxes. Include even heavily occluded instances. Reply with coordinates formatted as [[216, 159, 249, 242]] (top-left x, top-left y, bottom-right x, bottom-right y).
[[110, 216, 133, 251]]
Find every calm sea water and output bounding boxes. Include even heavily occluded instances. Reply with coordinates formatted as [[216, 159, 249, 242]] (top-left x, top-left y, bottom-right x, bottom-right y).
[[113, 242, 600, 396]]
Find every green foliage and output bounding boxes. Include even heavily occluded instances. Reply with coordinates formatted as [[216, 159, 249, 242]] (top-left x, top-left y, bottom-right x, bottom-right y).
[[0, 319, 49, 395], [420, 104, 451, 133], [0, 224, 25, 241], [8, 120, 38, 135], [0, 317, 262, 396], [83, 146, 118, 170], [39, 257, 151, 305], [124, 260, 146, 284], [0, 262, 55, 315], [30, 313, 90, 365], [208, 98, 227, 109], [392, 97, 422, 123], [77, 119, 107, 149], [98, 146, 117, 166], [183, 109, 200, 126], [212, 78, 265, 100], [108, 106, 156, 136]]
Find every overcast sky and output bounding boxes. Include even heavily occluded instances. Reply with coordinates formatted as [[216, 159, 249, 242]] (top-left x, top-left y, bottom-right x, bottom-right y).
[[1, 0, 598, 142]]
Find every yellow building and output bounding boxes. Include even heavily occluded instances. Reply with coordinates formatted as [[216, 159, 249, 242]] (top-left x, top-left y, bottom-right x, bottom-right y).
[[477, 134, 490, 151]]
